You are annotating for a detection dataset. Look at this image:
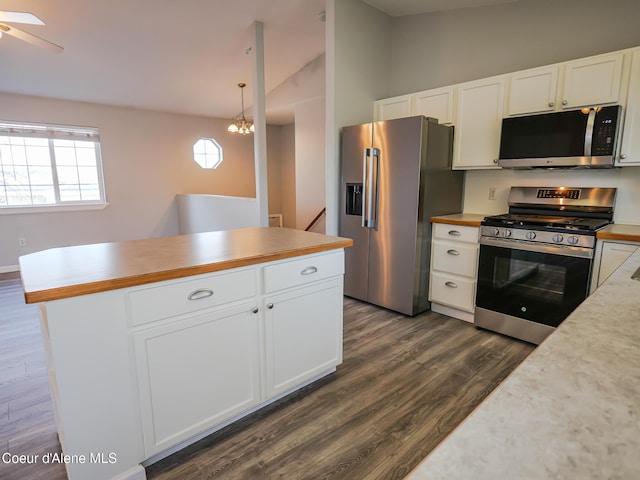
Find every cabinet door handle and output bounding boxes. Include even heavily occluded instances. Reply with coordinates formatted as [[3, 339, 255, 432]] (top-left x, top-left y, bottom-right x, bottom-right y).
[[562, 100, 568, 106], [548, 101, 555, 108], [448, 230, 461, 236], [251, 307, 259, 314], [267, 303, 274, 309], [187, 288, 214, 301], [301, 266, 318, 275], [445, 281, 458, 288], [447, 249, 460, 256]]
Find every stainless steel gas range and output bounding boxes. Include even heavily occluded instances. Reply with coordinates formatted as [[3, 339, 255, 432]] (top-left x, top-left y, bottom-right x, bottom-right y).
[[475, 186, 616, 345]]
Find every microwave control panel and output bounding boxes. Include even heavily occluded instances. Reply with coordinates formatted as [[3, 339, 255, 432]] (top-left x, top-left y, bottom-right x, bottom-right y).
[[591, 107, 620, 156]]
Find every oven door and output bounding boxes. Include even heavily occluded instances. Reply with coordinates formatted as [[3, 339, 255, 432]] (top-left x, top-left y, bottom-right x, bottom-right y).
[[476, 236, 593, 329]]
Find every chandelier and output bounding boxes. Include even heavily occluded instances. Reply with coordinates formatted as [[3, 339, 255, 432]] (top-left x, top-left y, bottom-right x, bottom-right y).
[[227, 83, 254, 135]]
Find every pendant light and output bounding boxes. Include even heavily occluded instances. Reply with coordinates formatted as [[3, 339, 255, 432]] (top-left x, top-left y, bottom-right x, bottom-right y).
[[227, 83, 254, 135]]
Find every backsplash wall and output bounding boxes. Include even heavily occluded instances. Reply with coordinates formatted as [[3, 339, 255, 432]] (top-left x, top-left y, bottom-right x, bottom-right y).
[[463, 167, 640, 225]]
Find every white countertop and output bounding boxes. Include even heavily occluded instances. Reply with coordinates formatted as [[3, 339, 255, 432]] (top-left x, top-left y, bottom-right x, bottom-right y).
[[407, 246, 640, 479]]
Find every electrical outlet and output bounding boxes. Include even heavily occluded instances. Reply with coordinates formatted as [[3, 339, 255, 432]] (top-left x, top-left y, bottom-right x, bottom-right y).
[[18, 237, 27, 247], [488, 187, 496, 200]]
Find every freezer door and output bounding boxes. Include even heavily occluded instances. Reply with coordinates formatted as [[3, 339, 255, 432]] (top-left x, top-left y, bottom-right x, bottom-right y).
[[367, 116, 425, 315], [339, 123, 373, 301]]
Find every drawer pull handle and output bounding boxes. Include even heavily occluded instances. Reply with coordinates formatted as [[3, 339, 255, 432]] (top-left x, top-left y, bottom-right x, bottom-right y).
[[448, 230, 461, 236], [187, 288, 214, 301], [447, 249, 460, 256], [445, 281, 458, 288], [301, 266, 318, 275]]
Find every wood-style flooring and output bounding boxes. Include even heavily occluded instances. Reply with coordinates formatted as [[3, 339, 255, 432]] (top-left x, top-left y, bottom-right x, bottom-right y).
[[0, 273, 533, 480], [0, 272, 66, 480]]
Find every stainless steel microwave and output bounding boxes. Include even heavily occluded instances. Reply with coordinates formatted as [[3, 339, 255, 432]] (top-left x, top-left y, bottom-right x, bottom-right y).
[[498, 105, 622, 168]]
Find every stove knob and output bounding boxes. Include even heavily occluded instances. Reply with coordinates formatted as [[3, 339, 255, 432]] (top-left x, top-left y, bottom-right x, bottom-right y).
[[502, 229, 512, 238], [526, 231, 536, 240], [489, 228, 500, 236], [567, 236, 579, 245], [552, 234, 564, 243]]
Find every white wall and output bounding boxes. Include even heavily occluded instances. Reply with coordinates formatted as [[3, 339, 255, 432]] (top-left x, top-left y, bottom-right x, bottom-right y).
[[463, 168, 640, 224], [389, 0, 640, 97], [176, 195, 259, 233], [326, 0, 393, 234], [279, 124, 297, 228], [0, 93, 284, 269], [295, 96, 326, 230]]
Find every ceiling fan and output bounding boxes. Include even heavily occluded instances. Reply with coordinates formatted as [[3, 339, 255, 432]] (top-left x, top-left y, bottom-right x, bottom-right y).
[[0, 11, 63, 53]]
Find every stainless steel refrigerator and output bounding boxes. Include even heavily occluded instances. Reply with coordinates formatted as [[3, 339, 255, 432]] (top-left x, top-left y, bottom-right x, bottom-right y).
[[339, 116, 463, 316]]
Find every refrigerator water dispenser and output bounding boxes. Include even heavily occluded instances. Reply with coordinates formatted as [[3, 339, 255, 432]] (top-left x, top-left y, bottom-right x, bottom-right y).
[[345, 183, 363, 216]]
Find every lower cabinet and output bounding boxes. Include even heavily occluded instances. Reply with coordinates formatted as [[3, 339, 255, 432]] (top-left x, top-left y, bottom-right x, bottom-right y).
[[134, 302, 262, 457], [591, 240, 639, 292], [264, 279, 343, 397], [131, 250, 346, 459], [429, 223, 480, 322]]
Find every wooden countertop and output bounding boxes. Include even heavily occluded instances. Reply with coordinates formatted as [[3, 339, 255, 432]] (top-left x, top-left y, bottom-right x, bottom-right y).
[[19, 227, 353, 304], [430, 213, 488, 227], [596, 224, 640, 242]]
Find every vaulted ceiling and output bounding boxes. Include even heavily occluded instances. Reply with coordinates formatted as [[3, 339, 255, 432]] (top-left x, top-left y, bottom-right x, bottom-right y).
[[0, 0, 522, 123]]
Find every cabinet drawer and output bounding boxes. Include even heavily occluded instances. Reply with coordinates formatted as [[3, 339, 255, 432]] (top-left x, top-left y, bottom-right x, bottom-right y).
[[433, 223, 479, 244], [263, 250, 344, 293], [129, 268, 256, 326], [430, 272, 476, 313], [432, 241, 478, 278]]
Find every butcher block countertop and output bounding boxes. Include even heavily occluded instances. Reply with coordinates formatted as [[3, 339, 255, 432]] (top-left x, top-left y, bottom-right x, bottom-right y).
[[596, 223, 640, 242], [19, 227, 353, 304], [430, 213, 487, 227]]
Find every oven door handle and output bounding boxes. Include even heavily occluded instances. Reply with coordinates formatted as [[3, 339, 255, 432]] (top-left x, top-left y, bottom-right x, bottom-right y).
[[479, 236, 594, 259]]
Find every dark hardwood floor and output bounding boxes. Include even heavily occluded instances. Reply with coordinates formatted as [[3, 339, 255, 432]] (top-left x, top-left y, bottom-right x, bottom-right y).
[[0, 273, 533, 480], [0, 272, 66, 480]]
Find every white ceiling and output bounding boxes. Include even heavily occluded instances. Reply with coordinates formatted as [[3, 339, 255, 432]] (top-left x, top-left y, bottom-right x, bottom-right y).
[[0, 0, 521, 123]]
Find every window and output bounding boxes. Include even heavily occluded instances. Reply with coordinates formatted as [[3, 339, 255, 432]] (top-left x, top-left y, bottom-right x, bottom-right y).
[[0, 122, 105, 209], [193, 138, 223, 169]]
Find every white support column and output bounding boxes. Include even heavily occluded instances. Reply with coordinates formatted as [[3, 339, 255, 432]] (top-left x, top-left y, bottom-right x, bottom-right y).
[[252, 21, 269, 227]]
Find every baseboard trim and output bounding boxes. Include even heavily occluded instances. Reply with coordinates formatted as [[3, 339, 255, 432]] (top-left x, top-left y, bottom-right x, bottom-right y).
[[431, 302, 475, 323], [0, 265, 19, 274]]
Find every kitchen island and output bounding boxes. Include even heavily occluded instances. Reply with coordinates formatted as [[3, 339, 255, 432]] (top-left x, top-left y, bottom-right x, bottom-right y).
[[19, 227, 352, 480], [407, 245, 640, 479]]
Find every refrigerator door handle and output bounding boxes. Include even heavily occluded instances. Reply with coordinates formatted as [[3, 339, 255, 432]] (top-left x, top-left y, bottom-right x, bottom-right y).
[[369, 147, 380, 229], [361, 148, 369, 227]]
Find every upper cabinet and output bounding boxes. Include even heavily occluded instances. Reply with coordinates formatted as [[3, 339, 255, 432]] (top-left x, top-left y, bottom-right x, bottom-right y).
[[412, 86, 456, 125], [506, 52, 624, 116], [374, 94, 412, 121], [618, 50, 640, 166], [561, 53, 624, 109], [452, 77, 505, 170], [374, 87, 455, 124], [505, 66, 559, 115], [374, 46, 637, 169]]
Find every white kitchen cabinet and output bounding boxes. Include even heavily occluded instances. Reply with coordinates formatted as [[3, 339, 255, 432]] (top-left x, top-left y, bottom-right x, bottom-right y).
[[412, 86, 455, 125], [374, 94, 412, 121], [591, 241, 639, 293], [134, 301, 262, 457], [452, 76, 505, 169], [374, 87, 455, 124], [561, 52, 624, 109], [506, 52, 625, 116], [429, 223, 480, 322], [264, 279, 343, 397], [618, 49, 640, 165], [505, 65, 559, 116]]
